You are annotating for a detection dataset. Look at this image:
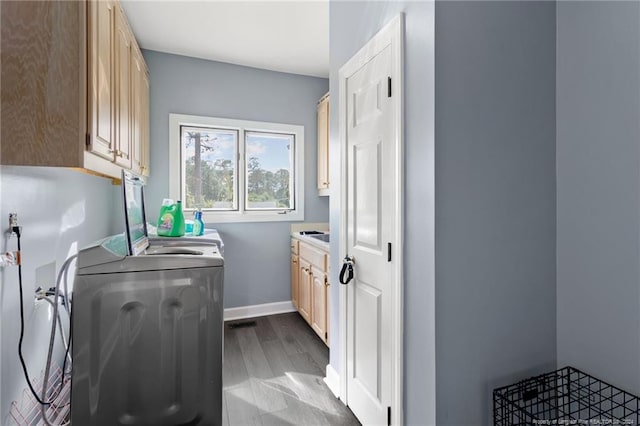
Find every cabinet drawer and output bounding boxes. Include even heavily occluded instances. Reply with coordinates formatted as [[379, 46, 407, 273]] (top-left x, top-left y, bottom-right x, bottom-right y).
[[291, 238, 299, 254], [299, 242, 327, 272]]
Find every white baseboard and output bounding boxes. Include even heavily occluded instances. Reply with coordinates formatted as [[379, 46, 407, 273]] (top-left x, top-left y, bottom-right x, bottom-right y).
[[324, 364, 341, 399], [224, 301, 296, 321]]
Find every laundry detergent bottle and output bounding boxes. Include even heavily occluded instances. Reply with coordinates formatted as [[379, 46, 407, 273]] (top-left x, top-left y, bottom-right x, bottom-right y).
[[157, 199, 186, 237], [193, 208, 205, 236]]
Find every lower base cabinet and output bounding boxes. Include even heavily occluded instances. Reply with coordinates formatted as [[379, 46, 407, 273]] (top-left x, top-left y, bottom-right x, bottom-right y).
[[291, 238, 330, 346]]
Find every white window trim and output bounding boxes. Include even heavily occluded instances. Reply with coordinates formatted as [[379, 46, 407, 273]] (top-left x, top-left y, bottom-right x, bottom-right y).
[[169, 113, 305, 223]]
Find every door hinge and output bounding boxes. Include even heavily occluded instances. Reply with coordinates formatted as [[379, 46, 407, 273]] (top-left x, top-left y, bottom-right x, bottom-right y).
[[387, 77, 392, 98], [85, 132, 91, 147], [387, 406, 391, 425], [387, 242, 392, 262]]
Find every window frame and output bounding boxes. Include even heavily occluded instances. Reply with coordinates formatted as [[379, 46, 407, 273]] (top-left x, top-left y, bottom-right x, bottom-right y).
[[169, 113, 305, 223]]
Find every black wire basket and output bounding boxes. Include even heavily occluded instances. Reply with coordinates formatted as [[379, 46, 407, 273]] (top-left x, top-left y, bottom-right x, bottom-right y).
[[494, 367, 640, 425]]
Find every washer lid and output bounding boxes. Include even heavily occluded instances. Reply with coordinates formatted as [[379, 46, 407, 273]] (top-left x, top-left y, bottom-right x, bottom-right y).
[[77, 235, 223, 275], [149, 229, 224, 256]]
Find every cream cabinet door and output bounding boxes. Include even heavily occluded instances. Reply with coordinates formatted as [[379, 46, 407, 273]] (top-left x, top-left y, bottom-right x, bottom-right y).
[[317, 95, 330, 193], [87, 0, 115, 160], [114, 6, 132, 169], [298, 259, 312, 324], [140, 69, 150, 176], [291, 254, 299, 309], [325, 281, 330, 345], [310, 265, 327, 342], [130, 46, 150, 176]]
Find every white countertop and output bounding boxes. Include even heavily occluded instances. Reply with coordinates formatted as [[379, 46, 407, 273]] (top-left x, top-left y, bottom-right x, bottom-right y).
[[291, 232, 330, 251]]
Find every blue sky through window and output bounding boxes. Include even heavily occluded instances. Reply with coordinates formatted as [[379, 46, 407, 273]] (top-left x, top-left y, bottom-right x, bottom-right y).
[[182, 129, 292, 172], [183, 129, 236, 164], [245, 132, 293, 172]]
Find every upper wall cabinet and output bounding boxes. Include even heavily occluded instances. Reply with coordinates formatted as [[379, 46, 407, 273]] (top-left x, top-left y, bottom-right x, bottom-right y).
[[1, 0, 150, 180], [114, 4, 133, 170], [88, 0, 115, 161], [131, 45, 150, 176], [317, 93, 330, 196]]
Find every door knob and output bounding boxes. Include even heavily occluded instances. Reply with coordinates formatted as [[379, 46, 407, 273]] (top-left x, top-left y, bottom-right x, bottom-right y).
[[339, 255, 355, 285]]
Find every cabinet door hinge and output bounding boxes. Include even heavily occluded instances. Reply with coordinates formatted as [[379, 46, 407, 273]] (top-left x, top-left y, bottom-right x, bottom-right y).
[[85, 133, 91, 147], [324, 332, 328, 340], [387, 406, 391, 425], [387, 77, 392, 98]]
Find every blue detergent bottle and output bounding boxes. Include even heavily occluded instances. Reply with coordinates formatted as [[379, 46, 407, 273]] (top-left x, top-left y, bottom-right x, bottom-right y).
[[193, 209, 205, 236]]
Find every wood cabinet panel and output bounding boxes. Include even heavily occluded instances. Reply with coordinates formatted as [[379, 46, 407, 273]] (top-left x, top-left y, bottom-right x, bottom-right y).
[[1, 0, 149, 181], [292, 238, 330, 346], [317, 94, 329, 193], [140, 70, 150, 176], [310, 265, 328, 342], [291, 254, 299, 309], [87, 0, 114, 160], [1, 0, 86, 166], [298, 258, 312, 324], [114, 6, 132, 169], [326, 283, 330, 344], [130, 50, 150, 177], [299, 243, 327, 272], [290, 238, 299, 255]]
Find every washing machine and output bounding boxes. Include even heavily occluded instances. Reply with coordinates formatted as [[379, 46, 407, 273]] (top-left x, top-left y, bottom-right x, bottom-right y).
[[71, 171, 224, 425], [71, 235, 224, 426]]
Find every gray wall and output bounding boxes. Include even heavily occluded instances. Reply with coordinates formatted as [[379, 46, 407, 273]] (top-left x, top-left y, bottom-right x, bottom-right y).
[[0, 166, 115, 422], [556, 1, 640, 394], [141, 50, 329, 309], [329, 2, 437, 423], [435, 2, 557, 424]]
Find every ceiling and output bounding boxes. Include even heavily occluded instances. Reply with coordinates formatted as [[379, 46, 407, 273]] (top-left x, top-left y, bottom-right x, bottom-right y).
[[121, 1, 329, 78]]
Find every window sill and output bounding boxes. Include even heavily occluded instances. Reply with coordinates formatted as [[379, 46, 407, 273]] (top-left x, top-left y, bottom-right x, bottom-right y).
[[200, 210, 304, 224]]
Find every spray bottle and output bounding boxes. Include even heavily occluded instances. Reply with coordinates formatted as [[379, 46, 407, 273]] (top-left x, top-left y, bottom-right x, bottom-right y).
[[193, 208, 205, 237]]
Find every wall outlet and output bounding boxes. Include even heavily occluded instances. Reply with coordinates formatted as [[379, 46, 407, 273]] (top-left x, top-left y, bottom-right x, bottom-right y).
[[7, 212, 21, 238]]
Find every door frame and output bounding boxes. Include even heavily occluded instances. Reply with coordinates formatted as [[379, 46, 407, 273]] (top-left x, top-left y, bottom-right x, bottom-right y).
[[338, 14, 404, 426]]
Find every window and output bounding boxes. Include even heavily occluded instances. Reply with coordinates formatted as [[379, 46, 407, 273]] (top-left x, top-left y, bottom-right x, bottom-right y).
[[182, 127, 238, 210], [169, 114, 304, 223]]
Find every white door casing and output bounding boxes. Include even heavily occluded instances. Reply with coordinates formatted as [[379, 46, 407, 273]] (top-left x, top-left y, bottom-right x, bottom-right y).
[[339, 14, 404, 426]]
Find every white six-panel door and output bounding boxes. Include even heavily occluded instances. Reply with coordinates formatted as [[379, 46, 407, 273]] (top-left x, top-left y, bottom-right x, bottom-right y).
[[340, 15, 403, 426]]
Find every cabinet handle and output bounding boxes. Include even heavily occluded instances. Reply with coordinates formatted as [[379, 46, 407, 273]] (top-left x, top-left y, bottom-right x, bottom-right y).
[[293, 260, 297, 264]]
